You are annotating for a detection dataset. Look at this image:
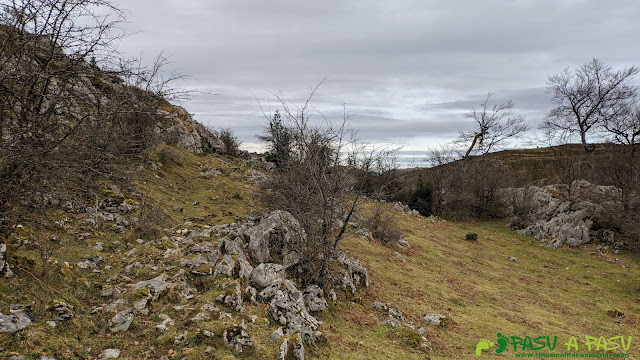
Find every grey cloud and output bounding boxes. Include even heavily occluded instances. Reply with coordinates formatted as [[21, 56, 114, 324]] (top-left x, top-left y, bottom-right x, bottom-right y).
[[111, 0, 640, 151]]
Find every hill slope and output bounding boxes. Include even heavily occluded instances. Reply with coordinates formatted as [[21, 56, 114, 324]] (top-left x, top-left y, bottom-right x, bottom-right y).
[[1, 146, 638, 359]]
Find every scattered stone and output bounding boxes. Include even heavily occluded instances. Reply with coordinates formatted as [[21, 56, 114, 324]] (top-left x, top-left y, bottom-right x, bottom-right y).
[[108, 309, 134, 333], [155, 314, 174, 333], [0, 243, 13, 278], [373, 301, 406, 328], [422, 313, 447, 327], [201, 304, 219, 312], [130, 274, 172, 300], [77, 256, 103, 269], [191, 312, 211, 321], [104, 299, 128, 313], [0, 304, 33, 334], [219, 312, 233, 320], [507, 256, 517, 262], [98, 349, 120, 360], [354, 228, 374, 241], [46, 321, 57, 328], [51, 300, 74, 321], [204, 167, 222, 176], [270, 327, 285, 342], [172, 206, 183, 212], [223, 322, 254, 352], [174, 331, 187, 344], [394, 251, 406, 263], [94, 242, 105, 251]]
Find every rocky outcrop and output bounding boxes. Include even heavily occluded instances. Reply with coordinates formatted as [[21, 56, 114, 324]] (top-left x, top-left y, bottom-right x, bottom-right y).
[[279, 334, 305, 360], [265, 280, 324, 346], [503, 180, 621, 248], [302, 285, 327, 312], [244, 210, 306, 267], [334, 251, 370, 295], [223, 322, 254, 352], [156, 105, 225, 154], [249, 263, 286, 290]]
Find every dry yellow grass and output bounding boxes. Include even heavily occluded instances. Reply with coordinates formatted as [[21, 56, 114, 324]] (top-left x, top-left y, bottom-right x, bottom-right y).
[[1, 146, 637, 359]]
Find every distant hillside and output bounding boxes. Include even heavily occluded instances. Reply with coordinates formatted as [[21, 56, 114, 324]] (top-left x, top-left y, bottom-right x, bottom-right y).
[[397, 143, 623, 190]]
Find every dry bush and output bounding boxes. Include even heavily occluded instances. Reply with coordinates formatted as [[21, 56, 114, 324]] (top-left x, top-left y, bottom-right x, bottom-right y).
[[214, 128, 242, 156], [258, 84, 395, 285], [132, 198, 170, 239], [366, 202, 403, 246], [425, 157, 509, 220]]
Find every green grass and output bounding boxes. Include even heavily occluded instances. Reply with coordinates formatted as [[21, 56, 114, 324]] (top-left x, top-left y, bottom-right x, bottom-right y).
[[1, 146, 638, 359], [326, 204, 640, 359]]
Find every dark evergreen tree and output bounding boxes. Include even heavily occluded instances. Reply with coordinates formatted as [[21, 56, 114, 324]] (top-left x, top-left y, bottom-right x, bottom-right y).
[[408, 176, 433, 216]]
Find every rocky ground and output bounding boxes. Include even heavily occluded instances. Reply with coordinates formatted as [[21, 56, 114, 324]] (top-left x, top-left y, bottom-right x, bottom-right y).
[[1, 146, 638, 359]]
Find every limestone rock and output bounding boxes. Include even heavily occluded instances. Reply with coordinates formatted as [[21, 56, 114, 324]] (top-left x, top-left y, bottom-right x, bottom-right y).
[[108, 309, 134, 333], [279, 334, 305, 360], [373, 301, 407, 327], [98, 349, 120, 360], [268, 280, 323, 346], [223, 322, 254, 352], [503, 181, 621, 248], [51, 300, 74, 321], [335, 251, 370, 295], [423, 313, 447, 327], [248, 263, 286, 290], [157, 105, 225, 154], [245, 210, 306, 267], [302, 285, 327, 312], [0, 243, 13, 278], [0, 304, 33, 334], [130, 274, 171, 300]]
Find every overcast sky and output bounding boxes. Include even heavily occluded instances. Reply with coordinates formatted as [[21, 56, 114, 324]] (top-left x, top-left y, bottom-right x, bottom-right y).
[[113, 0, 639, 154]]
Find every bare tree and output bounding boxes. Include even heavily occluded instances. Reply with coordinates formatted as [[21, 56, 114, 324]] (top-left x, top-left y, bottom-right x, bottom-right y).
[[258, 84, 396, 285], [459, 92, 527, 159], [603, 98, 640, 147], [544, 58, 638, 152], [0, 0, 186, 235]]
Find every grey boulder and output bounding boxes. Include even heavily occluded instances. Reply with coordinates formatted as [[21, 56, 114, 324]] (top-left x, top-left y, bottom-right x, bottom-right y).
[[248, 263, 286, 290]]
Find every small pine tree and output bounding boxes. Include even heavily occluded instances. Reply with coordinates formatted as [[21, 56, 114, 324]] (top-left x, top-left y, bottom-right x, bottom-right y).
[[262, 110, 293, 169], [408, 176, 433, 216]]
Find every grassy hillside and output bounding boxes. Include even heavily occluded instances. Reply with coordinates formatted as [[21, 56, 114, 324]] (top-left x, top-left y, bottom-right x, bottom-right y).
[[399, 143, 621, 187], [328, 209, 639, 359], [1, 145, 638, 359]]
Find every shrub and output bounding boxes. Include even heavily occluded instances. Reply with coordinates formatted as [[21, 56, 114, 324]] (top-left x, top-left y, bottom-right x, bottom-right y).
[[367, 202, 403, 246], [214, 128, 242, 156], [408, 177, 433, 216], [465, 232, 478, 241]]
